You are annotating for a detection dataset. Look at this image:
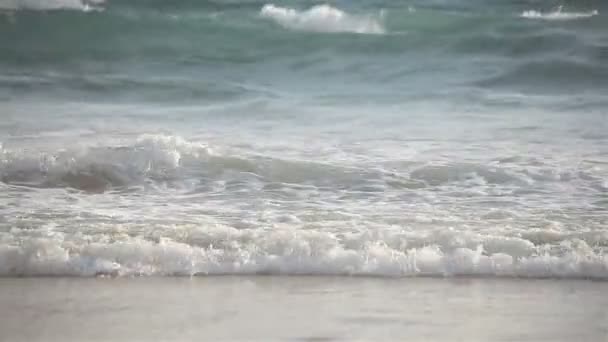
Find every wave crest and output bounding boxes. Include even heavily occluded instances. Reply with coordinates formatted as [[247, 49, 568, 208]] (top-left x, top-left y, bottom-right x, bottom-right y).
[[0, 0, 105, 11], [521, 7, 598, 20], [260, 4, 385, 34]]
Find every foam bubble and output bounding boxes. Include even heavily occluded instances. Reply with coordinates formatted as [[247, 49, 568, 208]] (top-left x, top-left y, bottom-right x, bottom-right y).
[[260, 4, 385, 34]]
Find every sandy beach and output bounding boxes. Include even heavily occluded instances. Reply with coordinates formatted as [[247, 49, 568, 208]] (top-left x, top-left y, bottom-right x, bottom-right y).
[[1, 277, 606, 341]]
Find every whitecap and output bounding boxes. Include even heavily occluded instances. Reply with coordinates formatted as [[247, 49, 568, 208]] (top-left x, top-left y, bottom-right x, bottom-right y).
[[260, 3, 385, 34], [0, 0, 105, 12], [521, 6, 598, 20]]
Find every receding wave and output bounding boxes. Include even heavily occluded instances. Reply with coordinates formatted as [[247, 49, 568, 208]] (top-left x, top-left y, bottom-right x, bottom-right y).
[[260, 4, 385, 34]]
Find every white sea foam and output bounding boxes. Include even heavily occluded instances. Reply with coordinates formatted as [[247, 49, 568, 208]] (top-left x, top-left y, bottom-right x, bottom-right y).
[[0, 225, 606, 278], [521, 7, 598, 20], [260, 4, 385, 34], [0, 0, 105, 12]]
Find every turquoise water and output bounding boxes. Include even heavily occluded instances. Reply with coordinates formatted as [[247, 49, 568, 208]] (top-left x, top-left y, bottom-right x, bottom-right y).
[[2, 0, 608, 102], [0, 0, 606, 278]]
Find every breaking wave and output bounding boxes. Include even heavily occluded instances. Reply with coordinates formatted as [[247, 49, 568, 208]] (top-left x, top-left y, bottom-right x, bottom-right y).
[[0, 0, 105, 11], [1, 224, 606, 279], [0, 134, 390, 192], [521, 7, 599, 20], [1, 133, 605, 194], [0, 135, 211, 192], [260, 4, 385, 34]]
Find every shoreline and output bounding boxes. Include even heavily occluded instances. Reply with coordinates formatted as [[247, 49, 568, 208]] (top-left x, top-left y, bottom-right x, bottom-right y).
[[2, 276, 606, 341]]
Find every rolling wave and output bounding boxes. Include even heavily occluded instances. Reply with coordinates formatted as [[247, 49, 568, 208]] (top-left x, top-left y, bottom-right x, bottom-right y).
[[0, 134, 595, 193], [0, 135, 210, 192]]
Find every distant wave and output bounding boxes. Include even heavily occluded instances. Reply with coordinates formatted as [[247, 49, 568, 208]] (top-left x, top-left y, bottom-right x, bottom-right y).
[[0, 0, 105, 11], [260, 4, 385, 34], [521, 7, 598, 20]]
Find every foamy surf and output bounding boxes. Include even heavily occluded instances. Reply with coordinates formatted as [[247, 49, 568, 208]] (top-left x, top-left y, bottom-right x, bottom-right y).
[[521, 7, 598, 20], [260, 4, 385, 34], [1, 0, 607, 290], [1, 133, 606, 280], [1, 225, 607, 278]]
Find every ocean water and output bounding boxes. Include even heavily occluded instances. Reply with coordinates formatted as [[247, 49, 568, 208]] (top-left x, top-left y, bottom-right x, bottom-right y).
[[0, 0, 607, 278]]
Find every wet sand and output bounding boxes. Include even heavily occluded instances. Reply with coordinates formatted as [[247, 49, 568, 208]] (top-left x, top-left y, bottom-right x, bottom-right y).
[[1, 277, 607, 341]]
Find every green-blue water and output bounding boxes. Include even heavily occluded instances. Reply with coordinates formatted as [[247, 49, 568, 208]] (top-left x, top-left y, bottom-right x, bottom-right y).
[[2, 0, 608, 103]]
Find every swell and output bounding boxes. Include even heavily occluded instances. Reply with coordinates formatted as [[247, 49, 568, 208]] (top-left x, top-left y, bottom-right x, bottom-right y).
[[0, 2, 606, 97], [476, 59, 608, 92], [2, 3, 604, 61], [0, 73, 260, 102]]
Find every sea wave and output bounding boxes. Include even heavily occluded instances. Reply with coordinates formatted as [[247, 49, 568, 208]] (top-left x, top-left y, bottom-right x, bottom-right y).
[[0, 134, 386, 192], [1, 224, 606, 278], [475, 58, 608, 92], [0, 134, 211, 192], [521, 7, 598, 20], [260, 4, 385, 34], [1, 133, 605, 193], [0, 0, 105, 11]]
